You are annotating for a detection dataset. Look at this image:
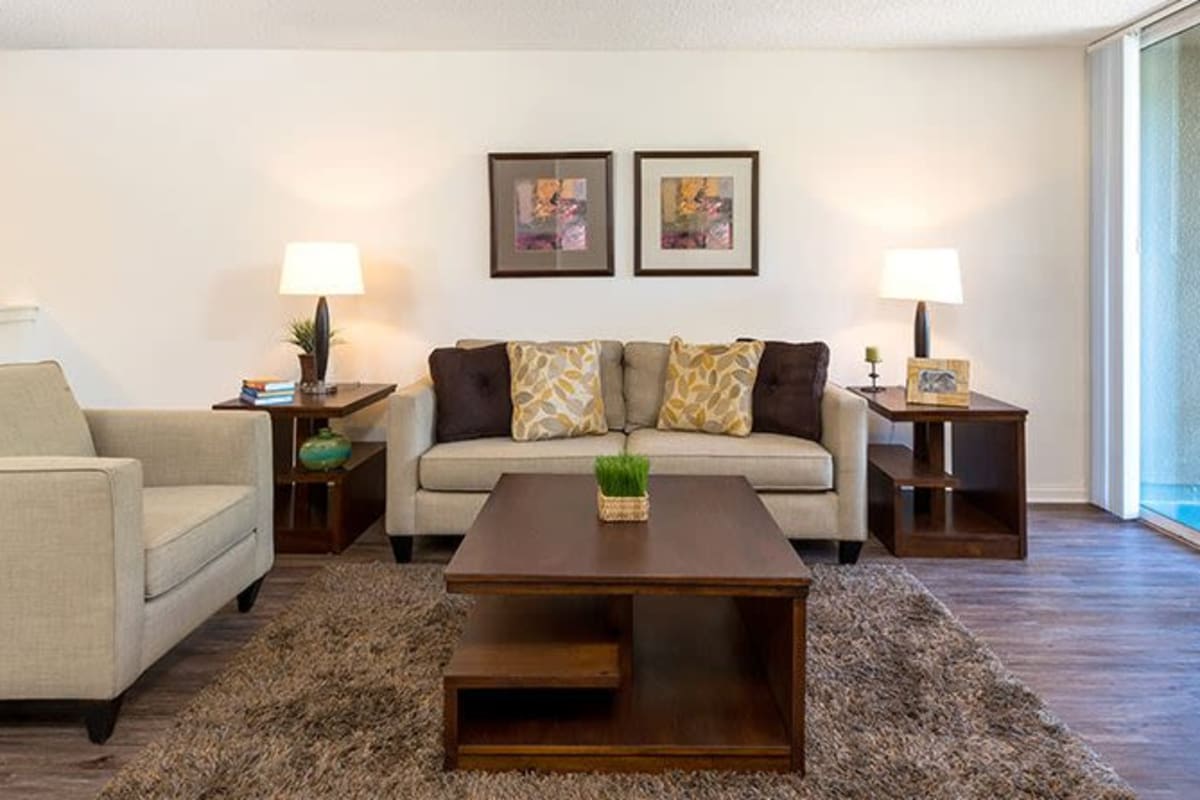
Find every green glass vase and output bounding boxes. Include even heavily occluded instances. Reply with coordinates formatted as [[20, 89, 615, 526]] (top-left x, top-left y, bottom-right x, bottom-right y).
[[298, 427, 352, 471]]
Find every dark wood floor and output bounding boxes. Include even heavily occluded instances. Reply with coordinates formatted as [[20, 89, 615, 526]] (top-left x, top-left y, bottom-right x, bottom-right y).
[[0, 506, 1197, 799]]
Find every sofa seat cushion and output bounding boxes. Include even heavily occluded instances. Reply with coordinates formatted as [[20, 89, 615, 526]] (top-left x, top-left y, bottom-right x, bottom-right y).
[[143, 485, 257, 599], [627, 429, 833, 491], [420, 432, 625, 491]]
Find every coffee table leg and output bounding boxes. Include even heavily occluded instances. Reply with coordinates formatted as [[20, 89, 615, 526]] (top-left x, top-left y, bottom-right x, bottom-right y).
[[443, 684, 459, 770], [792, 596, 806, 773], [736, 594, 807, 773]]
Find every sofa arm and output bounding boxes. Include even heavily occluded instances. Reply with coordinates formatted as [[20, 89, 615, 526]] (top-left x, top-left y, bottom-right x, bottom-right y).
[[85, 409, 274, 578], [0, 457, 145, 700], [387, 379, 436, 537], [821, 384, 868, 541]]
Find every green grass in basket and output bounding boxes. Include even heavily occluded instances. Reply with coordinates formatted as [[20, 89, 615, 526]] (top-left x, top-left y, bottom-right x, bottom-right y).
[[594, 454, 650, 498]]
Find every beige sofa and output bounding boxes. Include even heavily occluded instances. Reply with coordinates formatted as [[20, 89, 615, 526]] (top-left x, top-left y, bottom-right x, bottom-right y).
[[0, 362, 274, 743], [387, 340, 867, 564]]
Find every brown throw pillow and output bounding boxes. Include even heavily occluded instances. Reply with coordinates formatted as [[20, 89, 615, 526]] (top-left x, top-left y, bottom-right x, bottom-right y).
[[428, 343, 513, 443], [742, 339, 830, 441]]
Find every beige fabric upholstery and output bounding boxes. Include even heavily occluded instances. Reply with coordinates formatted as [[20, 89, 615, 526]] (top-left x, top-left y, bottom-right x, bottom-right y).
[[627, 429, 832, 491], [141, 535, 257, 671], [143, 485, 256, 599], [386, 379, 436, 537], [0, 394, 274, 703], [86, 409, 274, 579], [0, 457, 144, 699], [458, 339, 626, 430], [388, 347, 869, 545], [415, 490, 490, 535], [821, 384, 868, 541], [0, 361, 96, 457], [623, 341, 669, 430], [760, 491, 840, 539], [420, 433, 625, 492]]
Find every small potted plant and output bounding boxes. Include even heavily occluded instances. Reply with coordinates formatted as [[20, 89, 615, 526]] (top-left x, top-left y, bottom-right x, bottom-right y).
[[285, 317, 341, 386], [594, 454, 650, 523]]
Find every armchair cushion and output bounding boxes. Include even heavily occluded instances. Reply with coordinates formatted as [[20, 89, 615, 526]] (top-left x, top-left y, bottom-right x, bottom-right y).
[[0, 361, 95, 457], [142, 485, 257, 599]]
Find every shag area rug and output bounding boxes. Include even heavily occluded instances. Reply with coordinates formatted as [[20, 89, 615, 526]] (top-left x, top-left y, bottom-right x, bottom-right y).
[[100, 563, 1134, 799]]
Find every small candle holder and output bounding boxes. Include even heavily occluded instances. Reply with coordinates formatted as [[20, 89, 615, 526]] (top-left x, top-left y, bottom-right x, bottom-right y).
[[864, 359, 883, 393]]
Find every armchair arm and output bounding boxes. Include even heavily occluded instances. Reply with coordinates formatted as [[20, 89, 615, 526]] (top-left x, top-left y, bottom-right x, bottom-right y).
[[0, 457, 144, 700], [821, 384, 868, 540], [85, 409, 273, 578], [386, 379, 436, 537]]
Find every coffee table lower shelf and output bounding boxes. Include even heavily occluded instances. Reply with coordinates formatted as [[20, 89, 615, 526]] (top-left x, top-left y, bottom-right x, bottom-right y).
[[443, 594, 802, 773]]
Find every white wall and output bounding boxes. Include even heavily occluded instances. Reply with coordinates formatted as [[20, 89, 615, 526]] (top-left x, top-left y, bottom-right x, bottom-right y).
[[0, 49, 1088, 500]]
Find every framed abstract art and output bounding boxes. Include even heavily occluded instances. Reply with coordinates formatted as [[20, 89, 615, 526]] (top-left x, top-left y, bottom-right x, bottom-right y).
[[488, 151, 614, 277], [634, 151, 759, 276]]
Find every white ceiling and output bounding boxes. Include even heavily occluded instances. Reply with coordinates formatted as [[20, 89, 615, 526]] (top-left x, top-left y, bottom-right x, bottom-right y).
[[0, 0, 1165, 50]]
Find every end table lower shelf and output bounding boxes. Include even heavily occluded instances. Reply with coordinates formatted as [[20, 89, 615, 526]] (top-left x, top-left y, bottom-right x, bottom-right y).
[[274, 442, 386, 554]]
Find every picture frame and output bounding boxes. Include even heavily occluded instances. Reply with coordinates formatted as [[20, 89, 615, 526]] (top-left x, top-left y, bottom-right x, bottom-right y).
[[906, 358, 971, 407], [488, 151, 614, 278], [634, 150, 759, 277]]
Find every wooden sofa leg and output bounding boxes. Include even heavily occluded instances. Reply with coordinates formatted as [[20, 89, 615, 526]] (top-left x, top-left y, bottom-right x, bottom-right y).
[[83, 695, 124, 744], [390, 536, 414, 564], [838, 541, 864, 565], [237, 577, 265, 613]]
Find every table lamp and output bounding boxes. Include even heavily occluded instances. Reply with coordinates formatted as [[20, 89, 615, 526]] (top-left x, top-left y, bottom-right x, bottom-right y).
[[879, 248, 963, 357], [279, 242, 364, 395]]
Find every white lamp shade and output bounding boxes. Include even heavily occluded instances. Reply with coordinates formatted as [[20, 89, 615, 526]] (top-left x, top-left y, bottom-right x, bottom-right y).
[[279, 242, 364, 296], [880, 248, 963, 304]]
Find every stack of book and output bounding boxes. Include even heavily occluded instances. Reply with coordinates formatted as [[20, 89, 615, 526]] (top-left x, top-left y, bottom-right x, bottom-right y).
[[241, 378, 296, 406]]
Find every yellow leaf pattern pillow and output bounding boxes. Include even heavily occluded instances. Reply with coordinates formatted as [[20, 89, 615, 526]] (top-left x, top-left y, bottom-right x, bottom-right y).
[[656, 337, 765, 437], [508, 341, 608, 441]]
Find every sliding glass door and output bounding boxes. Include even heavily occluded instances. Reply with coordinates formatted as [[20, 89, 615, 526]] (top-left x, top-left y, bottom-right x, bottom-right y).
[[1140, 21, 1200, 533]]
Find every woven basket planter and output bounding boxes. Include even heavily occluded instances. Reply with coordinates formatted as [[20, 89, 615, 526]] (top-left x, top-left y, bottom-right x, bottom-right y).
[[597, 489, 649, 523]]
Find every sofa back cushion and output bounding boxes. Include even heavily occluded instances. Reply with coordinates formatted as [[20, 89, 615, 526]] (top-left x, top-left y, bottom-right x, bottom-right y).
[[622, 341, 669, 430], [457, 339, 625, 430], [428, 344, 513, 443], [0, 361, 96, 457]]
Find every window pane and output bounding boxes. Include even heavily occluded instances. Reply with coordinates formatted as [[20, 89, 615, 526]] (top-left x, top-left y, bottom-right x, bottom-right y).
[[1141, 25, 1200, 528]]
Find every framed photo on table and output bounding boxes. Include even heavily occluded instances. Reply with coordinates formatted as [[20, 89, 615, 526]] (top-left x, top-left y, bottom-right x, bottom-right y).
[[905, 358, 971, 407], [634, 150, 759, 276], [488, 151, 614, 278]]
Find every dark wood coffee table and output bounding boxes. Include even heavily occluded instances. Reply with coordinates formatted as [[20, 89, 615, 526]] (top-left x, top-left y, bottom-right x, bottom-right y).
[[442, 473, 811, 773]]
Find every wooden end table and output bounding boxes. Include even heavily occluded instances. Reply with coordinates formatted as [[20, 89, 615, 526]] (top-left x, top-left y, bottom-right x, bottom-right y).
[[849, 386, 1028, 559], [443, 474, 810, 773], [213, 382, 396, 554]]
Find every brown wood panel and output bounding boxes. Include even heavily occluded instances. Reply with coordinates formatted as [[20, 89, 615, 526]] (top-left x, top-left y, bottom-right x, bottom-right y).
[[5, 513, 1200, 799], [444, 596, 621, 689], [452, 595, 793, 772], [736, 595, 807, 772], [849, 386, 1028, 422], [953, 420, 1028, 556], [445, 474, 811, 596], [213, 383, 396, 418], [869, 444, 959, 488]]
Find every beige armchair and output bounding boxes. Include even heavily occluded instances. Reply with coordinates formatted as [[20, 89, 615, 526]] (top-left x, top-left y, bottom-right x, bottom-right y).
[[0, 362, 273, 743]]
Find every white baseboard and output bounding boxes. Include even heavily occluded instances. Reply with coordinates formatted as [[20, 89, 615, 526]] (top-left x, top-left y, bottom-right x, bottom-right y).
[[1026, 487, 1090, 504]]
